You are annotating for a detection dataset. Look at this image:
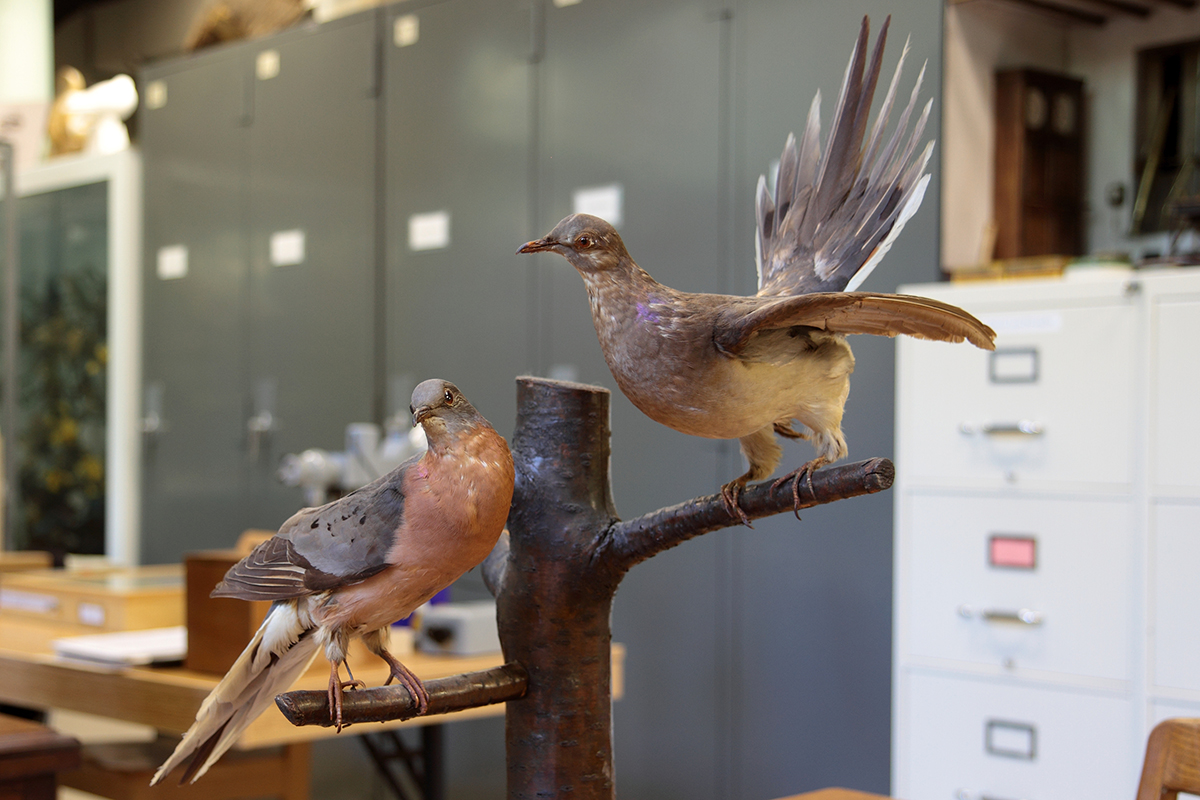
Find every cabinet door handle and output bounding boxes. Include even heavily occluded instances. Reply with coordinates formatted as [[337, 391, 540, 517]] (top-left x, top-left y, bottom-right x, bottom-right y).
[[958, 606, 1045, 626], [959, 420, 1045, 436]]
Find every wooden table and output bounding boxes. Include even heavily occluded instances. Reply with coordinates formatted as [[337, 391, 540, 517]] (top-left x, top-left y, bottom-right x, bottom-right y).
[[0, 615, 624, 748]]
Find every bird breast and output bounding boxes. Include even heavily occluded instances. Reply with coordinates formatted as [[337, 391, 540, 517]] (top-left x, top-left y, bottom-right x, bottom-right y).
[[311, 430, 513, 635], [585, 278, 855, 440]]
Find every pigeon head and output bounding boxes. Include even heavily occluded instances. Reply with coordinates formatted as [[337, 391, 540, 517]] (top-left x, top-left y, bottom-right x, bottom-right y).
[[410, 379, 482, 438], [518, 214, 630, 274]]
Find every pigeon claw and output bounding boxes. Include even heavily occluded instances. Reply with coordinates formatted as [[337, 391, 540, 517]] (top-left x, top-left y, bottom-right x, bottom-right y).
[[327, 664, 366, 733], [720, 479, 752, 528], [771, 457, 826, 519], [379, 650, 430, 716]]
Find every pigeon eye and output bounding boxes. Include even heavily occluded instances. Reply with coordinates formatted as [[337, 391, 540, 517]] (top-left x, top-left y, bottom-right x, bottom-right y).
[[444, 390, 454, 404]]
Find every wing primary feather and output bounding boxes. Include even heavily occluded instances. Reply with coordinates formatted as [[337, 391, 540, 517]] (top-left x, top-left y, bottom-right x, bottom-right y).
[[806, 18, 870, 242], [861, 35, 909, 172], [849, 15, 889, 177], [867, 60, 926, 191], [755, 174, 774, 288], [845, 173, 930, 291]]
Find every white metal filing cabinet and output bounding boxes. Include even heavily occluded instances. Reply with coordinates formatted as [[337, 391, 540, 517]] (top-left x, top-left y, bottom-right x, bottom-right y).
[[892, 267, 1200, 800]]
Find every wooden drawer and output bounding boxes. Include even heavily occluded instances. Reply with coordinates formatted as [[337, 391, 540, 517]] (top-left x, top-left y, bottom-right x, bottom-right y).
[[897, 297, 1136, 492], [898, 671, 1137, 800], [902, 493, 1133, 682], [1152, 502, 1200, 693], [0, 566, 183, 634], [1152, 297, 1200, 494]]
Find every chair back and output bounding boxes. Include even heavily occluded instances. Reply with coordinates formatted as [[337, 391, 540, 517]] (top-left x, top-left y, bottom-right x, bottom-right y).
[[1137, 719, 1200, 800]]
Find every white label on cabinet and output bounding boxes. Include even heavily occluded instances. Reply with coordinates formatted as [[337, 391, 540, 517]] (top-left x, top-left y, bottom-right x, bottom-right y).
[[145, 80, 167, 109], [408, 211, 450, 251], [156, 245, 188, 280], [572, 183, 623, 228], [256, 49, 281, 81], [982, 311, 1063, 337], [270, 229, 306, 266], [553, 0, 582, 6], [394, 14, 420, 47]]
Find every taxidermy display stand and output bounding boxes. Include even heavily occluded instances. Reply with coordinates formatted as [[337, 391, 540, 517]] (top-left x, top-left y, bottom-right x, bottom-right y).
[[277, 377, 894, 799]]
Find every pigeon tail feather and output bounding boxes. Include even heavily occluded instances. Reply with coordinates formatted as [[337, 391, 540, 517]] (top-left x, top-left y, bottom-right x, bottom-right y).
[[151, 602, 319, 785]]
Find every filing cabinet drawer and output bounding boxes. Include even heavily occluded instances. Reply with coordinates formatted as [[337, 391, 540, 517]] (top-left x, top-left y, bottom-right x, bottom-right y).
[[904, 493, 1133, 681], [897, 299, 1136, 491], [1152, 298, 1200, 493], [1152, 502, 1200, 692], [900, 671, 1137, 800]]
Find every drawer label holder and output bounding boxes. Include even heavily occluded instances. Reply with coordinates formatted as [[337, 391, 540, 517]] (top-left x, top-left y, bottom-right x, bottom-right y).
[[985, 719, 1037, 760]]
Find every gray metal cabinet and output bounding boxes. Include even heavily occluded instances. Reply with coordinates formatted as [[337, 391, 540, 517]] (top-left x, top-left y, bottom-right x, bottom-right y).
[[140, 14, 379, 563], [383, 0, 534, 440], [534, 3, 727, 798], [380, 4, 534, 790], [140, 50, 254, 565], [244, 15, 379, 525]]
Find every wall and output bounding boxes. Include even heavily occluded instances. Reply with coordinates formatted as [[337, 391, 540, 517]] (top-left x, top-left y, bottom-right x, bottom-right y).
[[943, 0, 1200, 269], [941, 0, 1068, 270], [1068, 4, 1200, 257]]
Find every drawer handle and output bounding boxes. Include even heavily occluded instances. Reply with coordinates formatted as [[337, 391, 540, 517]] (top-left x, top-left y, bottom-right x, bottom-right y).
[[956, 791, 1031, 800], [958, 605, 1045, 626], [959, 420, 1044, 436]]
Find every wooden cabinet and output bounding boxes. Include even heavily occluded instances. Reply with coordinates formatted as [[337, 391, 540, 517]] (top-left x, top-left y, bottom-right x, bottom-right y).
[[994, 69, 1085, 258]]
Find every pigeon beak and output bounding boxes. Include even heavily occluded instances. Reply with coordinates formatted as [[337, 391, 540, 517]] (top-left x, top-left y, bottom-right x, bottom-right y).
[[518, 237, 556, 255], [412, 406, 432, 425]]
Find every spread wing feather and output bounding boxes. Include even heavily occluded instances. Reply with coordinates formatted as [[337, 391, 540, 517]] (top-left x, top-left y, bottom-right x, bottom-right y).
[[714, 292, 997, 354], [211, 454, 419, 602], [756, 16, 935, 298]]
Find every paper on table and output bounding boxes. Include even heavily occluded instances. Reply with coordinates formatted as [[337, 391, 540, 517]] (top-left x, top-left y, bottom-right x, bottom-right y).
[[52, 626, 186, 667]]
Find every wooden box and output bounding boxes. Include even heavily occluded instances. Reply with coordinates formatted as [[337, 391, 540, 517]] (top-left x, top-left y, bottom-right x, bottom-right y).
[[185, 550, 272, 675], [0, 552, 53, 574], [0, 565, 183, 637]]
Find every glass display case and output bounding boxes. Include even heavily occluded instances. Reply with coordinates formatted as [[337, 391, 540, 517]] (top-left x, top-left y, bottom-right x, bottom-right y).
[[4, 151, 141, 564]]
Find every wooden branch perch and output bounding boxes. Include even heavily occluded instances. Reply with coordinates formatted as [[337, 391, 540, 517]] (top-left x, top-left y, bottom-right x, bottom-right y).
[[600, 457, 894, 573], [274, 663, 527, 728]]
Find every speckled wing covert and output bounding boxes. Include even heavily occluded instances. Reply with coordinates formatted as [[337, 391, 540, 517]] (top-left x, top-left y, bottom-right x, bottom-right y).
[[754, 16, 933, 298], [211, 456, 417, 602], [713, 291, 997, 358]]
